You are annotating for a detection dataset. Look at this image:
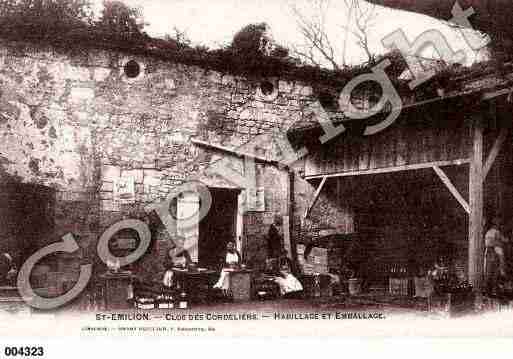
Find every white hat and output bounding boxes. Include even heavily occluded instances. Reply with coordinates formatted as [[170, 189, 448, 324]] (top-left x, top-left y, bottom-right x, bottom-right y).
[[2, 253, 12, 262]]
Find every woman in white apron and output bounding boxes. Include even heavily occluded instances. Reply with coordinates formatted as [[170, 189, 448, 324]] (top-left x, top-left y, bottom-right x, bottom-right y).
[[214, 242, 241, 293], [274, 263, 303, 296]]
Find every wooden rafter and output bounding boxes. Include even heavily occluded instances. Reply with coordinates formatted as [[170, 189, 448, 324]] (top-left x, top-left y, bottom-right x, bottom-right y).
[[432, 166, 470, 214], [191, 139, 277, 165], [483, 127, 509, 180], [305, 158, 470, 180], [304, 176, 328, 220]]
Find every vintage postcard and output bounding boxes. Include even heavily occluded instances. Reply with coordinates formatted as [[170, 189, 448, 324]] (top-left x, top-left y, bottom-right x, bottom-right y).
[[0, 0, 513, 345]]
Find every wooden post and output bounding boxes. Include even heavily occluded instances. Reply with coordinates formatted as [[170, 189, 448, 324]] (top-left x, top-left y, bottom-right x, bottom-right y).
[[483, 127, 509, 180], [433, 166, 470, 214], [468, 114, 484, 292]]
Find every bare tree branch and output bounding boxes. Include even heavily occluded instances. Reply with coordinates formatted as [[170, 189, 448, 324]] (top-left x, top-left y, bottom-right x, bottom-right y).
[[291, 1, 341, 70], [341, 0, 355, 66], [291, 0, 377, 69]]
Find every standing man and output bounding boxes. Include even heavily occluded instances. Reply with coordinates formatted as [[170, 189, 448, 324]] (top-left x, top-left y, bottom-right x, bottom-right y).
[[266, 215, 284, 271], [484, 216, 509, 296]]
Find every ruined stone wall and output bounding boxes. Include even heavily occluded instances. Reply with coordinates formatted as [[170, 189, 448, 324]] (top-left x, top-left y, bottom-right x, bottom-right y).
[[0, 39, 357, 296]]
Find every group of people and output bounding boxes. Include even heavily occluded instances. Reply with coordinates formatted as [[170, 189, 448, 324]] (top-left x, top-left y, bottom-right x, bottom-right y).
[[263, 215, 303, 297], [3, 213, 509, 300], [211, 214, 303, 297], [160, 214, 303, 298]]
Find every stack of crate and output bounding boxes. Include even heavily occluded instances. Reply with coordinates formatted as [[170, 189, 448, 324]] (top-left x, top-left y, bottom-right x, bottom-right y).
[[297, 245, 310, 273], [156, 239, 172, 263]]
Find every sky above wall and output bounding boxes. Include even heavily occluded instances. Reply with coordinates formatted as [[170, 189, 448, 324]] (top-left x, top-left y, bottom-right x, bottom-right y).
[[92, 0, 489, 67]]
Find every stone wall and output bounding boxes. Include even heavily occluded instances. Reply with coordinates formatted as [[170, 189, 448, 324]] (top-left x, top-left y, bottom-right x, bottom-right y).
[[0, 39, 351, 297]]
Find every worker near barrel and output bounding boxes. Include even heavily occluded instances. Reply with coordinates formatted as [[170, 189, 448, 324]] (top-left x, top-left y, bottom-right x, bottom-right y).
[[484, 216, 509, 296], [265, 214, 284, 273]]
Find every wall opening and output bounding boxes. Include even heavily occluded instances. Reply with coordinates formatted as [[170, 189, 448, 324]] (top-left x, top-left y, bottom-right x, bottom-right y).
[[124, 60, 141, 78], [0, 183, 55, 268], [260, 81, 275, 96], [198, 188, 239, 268]]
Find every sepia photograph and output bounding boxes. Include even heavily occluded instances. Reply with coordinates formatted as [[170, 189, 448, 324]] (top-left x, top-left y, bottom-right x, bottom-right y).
[[0, 0, 513, 343]]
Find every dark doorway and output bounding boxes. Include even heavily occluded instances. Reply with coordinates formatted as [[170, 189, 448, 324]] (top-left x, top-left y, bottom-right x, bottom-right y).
[[0, 182, 55, 266], [198, 188, 239, 269]]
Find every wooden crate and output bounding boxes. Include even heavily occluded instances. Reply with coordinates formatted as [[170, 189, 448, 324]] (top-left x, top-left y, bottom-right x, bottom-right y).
[[414, 277, 433, 298], [389, 277, 408, 296], [429, 292, 475, 317], [301, 274, 332, 298], [298, 245, 329, 274], [229, 271, 252, 301]]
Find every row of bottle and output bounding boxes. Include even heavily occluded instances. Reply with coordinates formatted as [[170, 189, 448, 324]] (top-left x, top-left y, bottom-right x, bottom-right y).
[[82, 291, 106, 311], [388, 265, 410, 278], [134, 291, 189, 310]]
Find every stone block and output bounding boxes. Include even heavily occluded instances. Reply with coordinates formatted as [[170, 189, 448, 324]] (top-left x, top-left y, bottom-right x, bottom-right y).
[[70, 87, 95, 102], [101, 181, 114, 192], [102, 200, 120, 212], [222, 75, 235, 86], [239, 108, 253, 120], [289, 99, 300, 108], [121, 169, 144, 183], [93, 68, 111, 82], [100, 192, 113, 200], [278, 80, 293, 93], [101, 165, 120, 181], [143, 169, 162, 186], [208, 71, 223, 84], [301, 86, 313, 97]]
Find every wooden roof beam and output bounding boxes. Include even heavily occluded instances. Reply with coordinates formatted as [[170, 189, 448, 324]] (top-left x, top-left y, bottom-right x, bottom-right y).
[[483, 127, 509, 180], [304, 158, 470, 180], [303, 176, 328, 220], [432, 165, 470, 214]]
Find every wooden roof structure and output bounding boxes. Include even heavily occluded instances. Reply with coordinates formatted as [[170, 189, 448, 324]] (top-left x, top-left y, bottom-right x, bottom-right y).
[[289, 64, 513, 292]]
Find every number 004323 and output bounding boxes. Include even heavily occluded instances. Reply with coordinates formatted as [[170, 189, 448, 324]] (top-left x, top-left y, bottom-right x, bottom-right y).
[[4, 347, 44, 357]]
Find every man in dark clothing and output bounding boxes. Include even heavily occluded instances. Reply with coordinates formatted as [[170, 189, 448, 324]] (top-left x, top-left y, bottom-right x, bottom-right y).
[[267, 215, 283, 259]]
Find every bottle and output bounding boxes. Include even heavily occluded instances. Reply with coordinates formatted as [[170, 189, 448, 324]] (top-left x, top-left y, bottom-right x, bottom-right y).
[[127, 283, 134, 301], [179, 291, 188, 309], [167, 293, 175, 310], [137, 296, 155, 310], [172, 292, 179, 309], [92, 291, 99, 311], [146, 297, 156, 310], [314, 275, 321, 298], [157, 293, 165, 309]]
